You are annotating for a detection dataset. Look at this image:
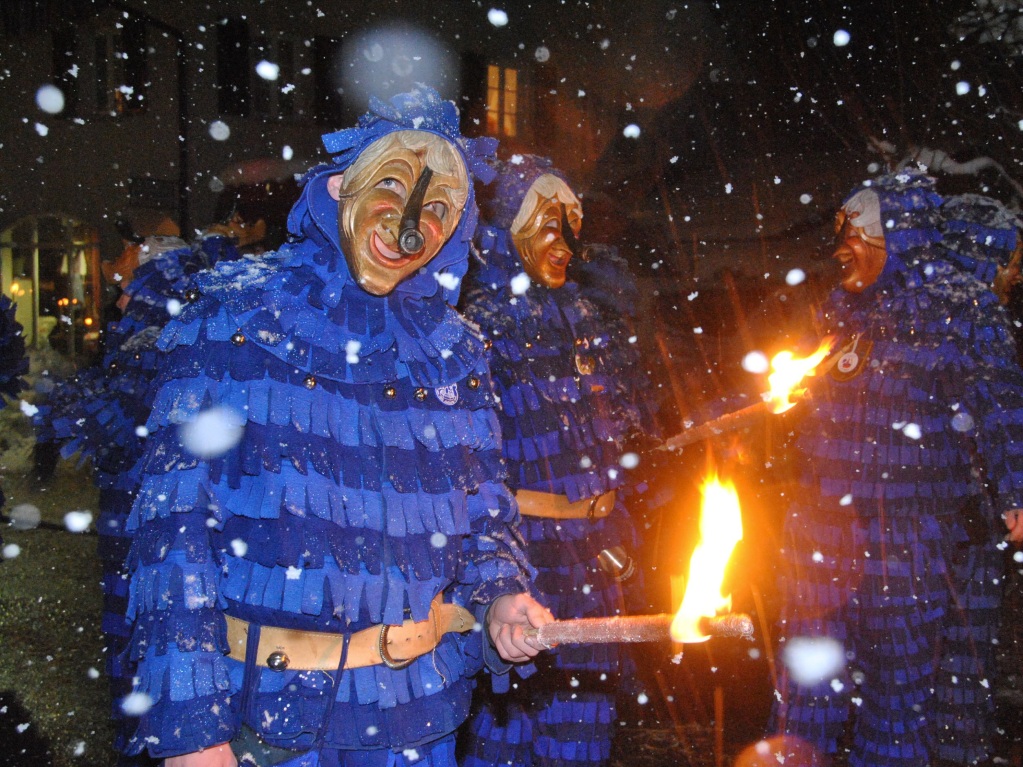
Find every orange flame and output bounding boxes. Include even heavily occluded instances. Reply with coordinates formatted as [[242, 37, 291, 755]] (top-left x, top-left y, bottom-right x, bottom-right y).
[[670, 473, 743, 643], [765, 338, 834, 414]]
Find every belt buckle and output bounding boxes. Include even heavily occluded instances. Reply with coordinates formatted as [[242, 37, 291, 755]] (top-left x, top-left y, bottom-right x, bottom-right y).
[[378, 624, 415, 670]]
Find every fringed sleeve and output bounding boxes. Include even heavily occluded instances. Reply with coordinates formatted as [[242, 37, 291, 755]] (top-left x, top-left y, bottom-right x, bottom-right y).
[[119, 301, 241, 758]]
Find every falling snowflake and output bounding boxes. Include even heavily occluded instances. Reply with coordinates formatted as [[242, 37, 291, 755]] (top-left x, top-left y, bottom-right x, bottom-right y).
[[901, 423, 922, 440], [781, 636, 846, 685], [208, 120, 231, 141], [120, 692, 154, 716], [785, 269, 806, 286], [346, 339, 361, 365], [9, 504, 41, 530], [256, 60, 280, 81], [35, 84, 65, 114], [742, 351, 769, 374], [64, 511, 93, 533], [510, 272, 531, 295], [434, 272, 460, 290], [179, 406, 245, 458], [487, 8, 509, 26], [951, 412, 975, 432]]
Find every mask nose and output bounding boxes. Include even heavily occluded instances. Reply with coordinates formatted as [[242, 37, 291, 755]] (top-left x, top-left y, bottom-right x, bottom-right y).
[[398, 166, 435, 255], [560, 203, 580, 259]]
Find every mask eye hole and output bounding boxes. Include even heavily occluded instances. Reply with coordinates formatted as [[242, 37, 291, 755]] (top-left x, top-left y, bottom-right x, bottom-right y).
[[375, 177, 407, 200], [424, 200, 447, 220], [834, 218, 856, 249]]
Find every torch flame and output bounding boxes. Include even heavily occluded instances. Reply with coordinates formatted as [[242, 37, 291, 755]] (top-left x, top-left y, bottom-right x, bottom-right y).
[[670, 473, 743, 643], [765, 338, 834, 414]]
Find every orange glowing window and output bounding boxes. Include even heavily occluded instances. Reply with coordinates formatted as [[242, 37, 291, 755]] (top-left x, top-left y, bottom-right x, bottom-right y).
[[486, 65, 518, 138]]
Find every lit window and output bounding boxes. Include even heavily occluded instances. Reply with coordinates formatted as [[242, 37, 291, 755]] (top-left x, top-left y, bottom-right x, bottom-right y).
[[486, 65, 518, 138], [0, 216, 100, 357]]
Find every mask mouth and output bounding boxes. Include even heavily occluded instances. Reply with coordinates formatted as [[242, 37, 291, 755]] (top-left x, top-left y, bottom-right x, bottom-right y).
[[560, 203, 580, 259], [370, 229, 417, 268], [398, 166, 435, 255]]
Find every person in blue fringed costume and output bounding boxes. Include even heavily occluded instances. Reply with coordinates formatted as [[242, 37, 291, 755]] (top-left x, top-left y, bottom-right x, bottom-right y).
[[767, 170, 1023, 767], [457, 156, 644, 767], [36, 227, 247, 766], [117, 86, 551, 767]]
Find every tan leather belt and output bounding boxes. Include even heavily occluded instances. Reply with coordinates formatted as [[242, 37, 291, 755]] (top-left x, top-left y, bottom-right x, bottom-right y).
[[515, 488, 616, 520], [225, 594, 474, 672]]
